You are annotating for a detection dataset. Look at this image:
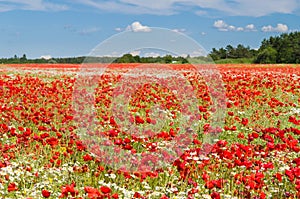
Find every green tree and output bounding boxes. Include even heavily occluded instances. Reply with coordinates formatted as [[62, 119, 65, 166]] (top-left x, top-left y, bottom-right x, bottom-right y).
[[209, 48, 220, 60], [255, 31, 300, 63], [115, 54, 138, 63], [163, 55, 173, 63], [226, 45, 235, 58], [255, 47, 277, 64], [235, 44, 252, 58]]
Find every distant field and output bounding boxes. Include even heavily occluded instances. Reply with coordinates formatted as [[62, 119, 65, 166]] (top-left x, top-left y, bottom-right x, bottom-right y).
[[4, 63, 299, 68]]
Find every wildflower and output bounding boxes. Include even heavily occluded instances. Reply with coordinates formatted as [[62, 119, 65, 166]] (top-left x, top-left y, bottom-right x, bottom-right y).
[[42, 189, 51, 198], [100, 185, 111, 194], [7, 182, 18, 192]]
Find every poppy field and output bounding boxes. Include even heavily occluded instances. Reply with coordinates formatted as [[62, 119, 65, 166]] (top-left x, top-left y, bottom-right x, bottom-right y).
[[0, 63, 300, 199]]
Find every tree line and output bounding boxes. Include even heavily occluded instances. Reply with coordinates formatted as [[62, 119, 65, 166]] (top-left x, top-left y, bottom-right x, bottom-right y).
[[255, 32, 300, 63], [209, 44, 257, 61], [0, 54, 188, 64], [1, 31, 300, 64], [209, 31, 300, 64], [113, 54, 188, 64]]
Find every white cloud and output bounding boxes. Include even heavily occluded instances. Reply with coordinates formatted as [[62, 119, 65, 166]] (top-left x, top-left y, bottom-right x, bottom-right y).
[[130, 50, 140, 56], [245, 24, 257, 31], [224, 0, 299, 17], [126, 21, 151, 32], [228, 25, 236, 31], [213, 20, 229, 31], [172, 28, 186, 33], [40, 55, 52, 60], [213, 20, 241, 32], [2, 0, 298, 16], [0, 0, 68, 12], [73, 0, 175, 15], [261, 23, 289, 33], [73, 0, 300, 17], [115, 27, 122, 32], [214, 20, 257, 32]]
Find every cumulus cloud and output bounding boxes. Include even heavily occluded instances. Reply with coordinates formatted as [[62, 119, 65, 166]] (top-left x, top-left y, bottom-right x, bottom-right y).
[[245, 24, 256, 31], [214, 20, 256, 32], [126, 21, 151, 32], [213, 20, 230, 31], [228, 25, 236, 31], [261, 23, 289, 33]]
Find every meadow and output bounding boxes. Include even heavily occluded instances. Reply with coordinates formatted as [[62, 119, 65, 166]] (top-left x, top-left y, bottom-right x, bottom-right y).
[[0, 63, 299, 199]]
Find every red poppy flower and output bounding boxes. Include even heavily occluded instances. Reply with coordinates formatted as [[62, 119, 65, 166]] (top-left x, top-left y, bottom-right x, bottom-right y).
[[100, 186, 111, 194], [42, 189, 51, 198], [83, 154, 93, 161], [241, 118, 249, 126], [135, 115, 144, 124], [211, 192, 220, 199], [84, 186, 100, 198], [8, 182, 18, 192]]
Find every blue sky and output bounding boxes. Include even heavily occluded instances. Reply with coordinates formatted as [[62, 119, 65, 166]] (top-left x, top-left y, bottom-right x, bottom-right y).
[[0, 0, 300, 58]]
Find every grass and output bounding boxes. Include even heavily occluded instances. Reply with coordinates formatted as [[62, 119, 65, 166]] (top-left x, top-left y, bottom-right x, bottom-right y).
[[214, 58, 254, 64]]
